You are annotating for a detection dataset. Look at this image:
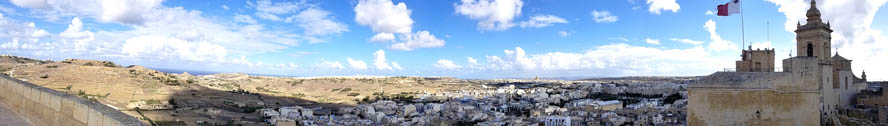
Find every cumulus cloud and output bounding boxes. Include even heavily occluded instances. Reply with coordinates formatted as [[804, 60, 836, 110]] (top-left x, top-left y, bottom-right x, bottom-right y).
[[355, 0, 445, 51], [704, 19, 738, 51], [435, 59, 462, 69], [122, 35, 227, 62], [59, 17, 95, 51], [346, 57, 369, 70], [591, 10, 618, 23], [100, 0, 164, 25], [645, 38, 661, 45], [705, 10, 715, 16], [373, 49, 402, 70], [443, 45, 731, 77], [354, 0, 413, 34], [370, 33, 395, 42], [768, 0, 888, 80], [518, 15, 567, 28], [670, 38, 704, 45], [646, 0, 680, 15], [392, 62, 403, 70], [455, 0, 523, 31], [0, 13, 51, 50], [467, 57, 478, 65], [390, 31, 445, 51]]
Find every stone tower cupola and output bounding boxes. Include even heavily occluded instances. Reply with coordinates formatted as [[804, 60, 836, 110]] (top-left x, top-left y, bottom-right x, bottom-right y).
[[795, 0, 833, 60]]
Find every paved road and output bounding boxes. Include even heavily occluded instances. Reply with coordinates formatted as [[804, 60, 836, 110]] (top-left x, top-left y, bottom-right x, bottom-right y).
[[0, 103, 31, 126]]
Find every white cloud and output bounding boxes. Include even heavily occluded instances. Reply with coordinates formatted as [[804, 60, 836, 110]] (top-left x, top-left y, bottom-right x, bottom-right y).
[[372, 49, 401, 70], [590, 10, 618, 23], [221, 5, 230, 10], [0, 13, 51, 50], [10, 0, 50, 9], [705, 10, 715, 16], [59, 17, 95, 51], [121, 35, 227, 62], [293, 7, 348, 37], [435, 59, 462, 69], [251, 0, 304, 21], [318, 60, 345, 69], [245, 0, 346, 43], [558, 31, 572, 37], [354, 0, 413, 34], [370, 33, 395, 42], [518, 15, 567, 28], [645, 38, 661, 45], [467, 57, 478, 65], [486, 47, 536, 70], [768, 0, 888, 80], [392, 62, 403, 70], [233, 14, 257, 24], [447, 45, 731, 77], [346, 57, 368, 70], [390, 31, 445, 51], [646, 0, 680, 15], [704, 19, 737, 51], [99, 0, 165, 25], [455, 0, 523, 31], [288, 62, 298, 68], [670, 38, 703, 45], [355, 0, 445, 51]]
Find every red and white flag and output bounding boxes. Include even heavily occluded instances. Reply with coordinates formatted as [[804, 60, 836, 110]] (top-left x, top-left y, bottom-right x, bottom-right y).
[[717, 0, 740, 16]]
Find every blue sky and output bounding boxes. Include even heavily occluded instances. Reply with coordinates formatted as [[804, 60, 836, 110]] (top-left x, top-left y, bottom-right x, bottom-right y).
[[1, 0, 887, 80]]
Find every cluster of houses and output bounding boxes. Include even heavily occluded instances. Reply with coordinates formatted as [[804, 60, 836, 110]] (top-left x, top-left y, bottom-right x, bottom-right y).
[[259, 79, 689, 126]]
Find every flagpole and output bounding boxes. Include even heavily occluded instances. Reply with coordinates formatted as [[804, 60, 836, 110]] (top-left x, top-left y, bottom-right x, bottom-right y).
[[740, 0, 746, 50]]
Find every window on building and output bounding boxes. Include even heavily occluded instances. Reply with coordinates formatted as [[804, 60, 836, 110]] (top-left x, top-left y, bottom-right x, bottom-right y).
[[845, 77, 849, 89], [755, 62, 762, 72], [806, 43, 814, 57]]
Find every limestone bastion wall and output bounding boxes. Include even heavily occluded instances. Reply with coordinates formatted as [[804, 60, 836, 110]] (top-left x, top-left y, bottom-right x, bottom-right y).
[[0, 75, 145, 126]]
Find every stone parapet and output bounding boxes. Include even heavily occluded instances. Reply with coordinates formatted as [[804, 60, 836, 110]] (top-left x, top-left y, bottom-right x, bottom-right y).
[[0, 75, 145, 126]]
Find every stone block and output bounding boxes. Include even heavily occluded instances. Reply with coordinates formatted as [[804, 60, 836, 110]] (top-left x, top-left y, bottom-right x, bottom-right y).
[[40, 105, 57, 124], [31, 87, 40, 102], [61, 98, 75, 116], [50, 94, 61, 112], [88, 108, 104, 126], [73, 102, 89, 123], [41, 90, 51, 107], [22, 99, 33, 119], [21, 85, 30, 102]]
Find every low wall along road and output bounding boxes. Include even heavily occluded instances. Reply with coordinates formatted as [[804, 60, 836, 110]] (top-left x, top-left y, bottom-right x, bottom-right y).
[[0, 75, 145, 126]]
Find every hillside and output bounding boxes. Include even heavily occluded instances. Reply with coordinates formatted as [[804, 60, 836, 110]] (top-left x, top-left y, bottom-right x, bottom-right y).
[[0, 55, 477, 125]]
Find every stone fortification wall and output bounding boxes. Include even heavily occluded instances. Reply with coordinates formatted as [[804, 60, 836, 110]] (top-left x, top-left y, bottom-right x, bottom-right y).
[[0, 75, 145, 126], [689, 57, 826, 126]]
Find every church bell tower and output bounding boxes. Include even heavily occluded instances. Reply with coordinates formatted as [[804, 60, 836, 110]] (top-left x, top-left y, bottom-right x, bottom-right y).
[[795, 0, 833, 60]]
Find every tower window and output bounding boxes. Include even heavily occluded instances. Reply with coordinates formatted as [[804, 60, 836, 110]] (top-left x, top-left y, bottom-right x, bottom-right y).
[[807, 42, 814, 57]]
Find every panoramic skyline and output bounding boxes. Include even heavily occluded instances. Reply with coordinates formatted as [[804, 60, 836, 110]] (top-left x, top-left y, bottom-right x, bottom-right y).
[[0, 0, 886, 80]]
